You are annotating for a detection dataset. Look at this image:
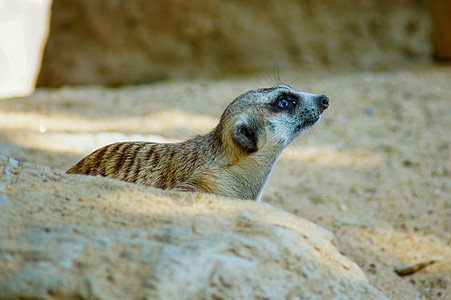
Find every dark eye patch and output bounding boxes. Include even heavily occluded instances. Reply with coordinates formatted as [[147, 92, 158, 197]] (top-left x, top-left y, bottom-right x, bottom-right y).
[[269, 92, 299, 112]]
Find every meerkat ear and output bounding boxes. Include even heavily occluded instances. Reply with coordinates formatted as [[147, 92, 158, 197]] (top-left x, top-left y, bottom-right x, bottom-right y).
[[232, 119, 261, 154]]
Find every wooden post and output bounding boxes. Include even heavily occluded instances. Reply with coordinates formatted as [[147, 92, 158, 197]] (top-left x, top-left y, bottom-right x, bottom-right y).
[[430, 0, 451, 60]]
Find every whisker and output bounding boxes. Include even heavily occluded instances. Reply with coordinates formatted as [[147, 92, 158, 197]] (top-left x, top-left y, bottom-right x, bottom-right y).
[[272, 64, 283, 86], [307, 127, 318, 141], [285, 74, 295, 88], [263, 72, 274, 87], [291, 142, 298, 175]]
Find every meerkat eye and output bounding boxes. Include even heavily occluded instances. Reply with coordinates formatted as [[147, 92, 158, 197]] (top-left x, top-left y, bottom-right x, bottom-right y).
[[278, 99, 290, 108], [276, 95, 295, 109]]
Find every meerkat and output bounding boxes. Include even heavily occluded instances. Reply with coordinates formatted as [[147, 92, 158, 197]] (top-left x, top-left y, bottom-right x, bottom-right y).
[[67, 85, 329, 201]]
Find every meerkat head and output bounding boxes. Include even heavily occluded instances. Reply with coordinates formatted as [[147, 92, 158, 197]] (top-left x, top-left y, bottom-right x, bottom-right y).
[[217, 85, 329, 155]]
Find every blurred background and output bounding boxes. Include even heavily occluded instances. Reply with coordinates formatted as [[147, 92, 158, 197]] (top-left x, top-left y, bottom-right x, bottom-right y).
[[1, 0, 450, 96], [0, 2, 450, 299]]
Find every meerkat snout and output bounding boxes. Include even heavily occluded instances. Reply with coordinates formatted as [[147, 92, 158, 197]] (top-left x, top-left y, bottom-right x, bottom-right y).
[[317, 95, 330, 110], [67, 84, 329, 202]]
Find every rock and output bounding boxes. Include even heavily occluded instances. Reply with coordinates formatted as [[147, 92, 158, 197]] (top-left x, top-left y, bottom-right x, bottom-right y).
[[0, 158, 386, 299], [0, 263, 88, 299], [37, 0, 430, 87], [7, 157, 19, 168]]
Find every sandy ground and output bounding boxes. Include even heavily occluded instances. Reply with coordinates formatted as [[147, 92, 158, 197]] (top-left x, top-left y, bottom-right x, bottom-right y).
[[0, 65, 450, 299]]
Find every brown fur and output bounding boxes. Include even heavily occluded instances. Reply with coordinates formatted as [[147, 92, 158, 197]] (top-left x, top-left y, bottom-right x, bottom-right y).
[[67, 85, 329, 201]]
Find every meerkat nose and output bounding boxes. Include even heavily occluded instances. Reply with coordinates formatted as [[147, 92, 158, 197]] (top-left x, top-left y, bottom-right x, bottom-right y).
[[317, 95, 329, 111]]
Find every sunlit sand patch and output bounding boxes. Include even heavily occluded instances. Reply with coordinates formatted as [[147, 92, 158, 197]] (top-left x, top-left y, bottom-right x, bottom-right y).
[[0, 109, 217, 154], [0, 109, 217, 133], [281, 145, 384, 168], [149, 110, 218, 133], [344, 226, 451, 269], [1, 131, 177, 154]]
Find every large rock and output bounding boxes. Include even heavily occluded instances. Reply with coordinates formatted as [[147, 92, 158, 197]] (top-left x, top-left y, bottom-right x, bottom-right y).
[[37, 0, 431, 87], [0, 155, 386, 299]]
